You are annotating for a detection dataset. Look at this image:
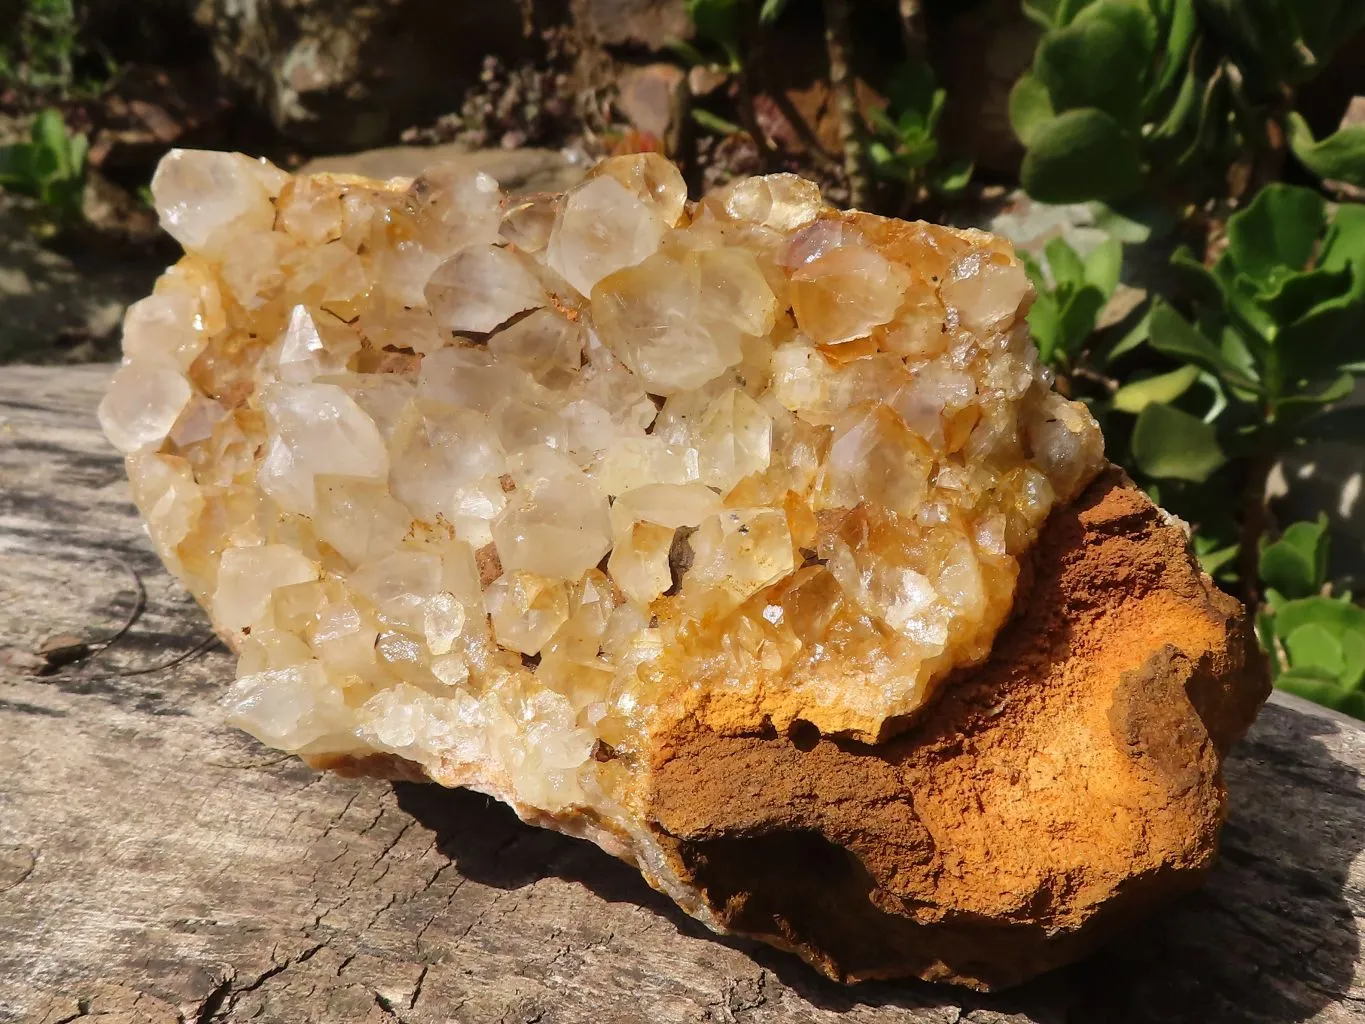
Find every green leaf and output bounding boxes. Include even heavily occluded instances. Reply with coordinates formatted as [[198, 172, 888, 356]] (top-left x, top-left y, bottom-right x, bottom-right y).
[[1021, 109, 1143, 203], [1027, 293, 1065, 365], [1260, 265, 1354, 327], [886, 60, 938, 121], [1034, 2, 1155, 125], [691, 108, 744, 136], [686, 0, 744, 49], [1225, 183, 1327, 280], [1286, 622, 1344, 674], [1259, 514, 1330, 600], [1196, 541, 1240, 579], [1148, 63, 1201, 144], [1130, 402, 1226, 481], [1275, 374, 1356, 422], [757, 0, 789, 25], [1147, 299, 1262, 392], [1271, 595, 1365, 643], [0, 142, 38, 192], [1021, 0, 1091, 28], [1088, 200, 1156, 243], [1018, 250, 1047, 290], [1044, 236, 1086, 287], [1009, 74, 1056, 147], [1111, 363, 1200, 413], [1287, 112, 1365, 188], [1083, 236, 1123, 295], [1149, 0, 1197, 102], [1276, 672, 1365, 720], [1103, 303, 1152, 363], [1320, 202, 1365, 273], [932, 158, 973, 195], [1055, 284, 1107, 357]]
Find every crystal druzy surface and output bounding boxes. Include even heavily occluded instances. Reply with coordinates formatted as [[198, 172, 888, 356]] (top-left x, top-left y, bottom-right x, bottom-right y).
[[102, 149, 1104, 866]]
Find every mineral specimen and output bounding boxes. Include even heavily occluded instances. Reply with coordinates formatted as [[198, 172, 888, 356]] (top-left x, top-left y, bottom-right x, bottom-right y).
[[103, 150, 1268, 988]]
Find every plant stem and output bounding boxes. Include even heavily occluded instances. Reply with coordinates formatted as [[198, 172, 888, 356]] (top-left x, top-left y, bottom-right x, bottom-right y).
[[732, 52, 774, 168], [1237, 452, 1274, 608], [822, 0, 870, 209]]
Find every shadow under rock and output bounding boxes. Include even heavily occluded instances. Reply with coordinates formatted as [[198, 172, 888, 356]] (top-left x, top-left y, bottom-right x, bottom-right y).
[[393, 697, 1363, 1023], [392, 781, 957, 1015]]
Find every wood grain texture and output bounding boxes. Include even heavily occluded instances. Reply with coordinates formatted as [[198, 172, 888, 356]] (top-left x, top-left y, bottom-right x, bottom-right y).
[[2, 364, 1364, 1024]]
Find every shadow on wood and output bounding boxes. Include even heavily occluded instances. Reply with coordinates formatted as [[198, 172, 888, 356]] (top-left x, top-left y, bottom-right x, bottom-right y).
[[393, 697, 1365, 1022]]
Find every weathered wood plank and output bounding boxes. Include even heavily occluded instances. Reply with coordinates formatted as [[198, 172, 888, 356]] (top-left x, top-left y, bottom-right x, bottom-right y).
[[2, 364, 1364, 1024]]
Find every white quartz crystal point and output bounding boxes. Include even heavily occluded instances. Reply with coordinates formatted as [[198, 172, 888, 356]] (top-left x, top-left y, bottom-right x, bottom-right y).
[[592, 247, 777, 394], [98, 362, 193, 454], [586, 152, 688, 227], [493, 450, 612, 581], [546, 175, 667, 298], [151, 149, 284, 253], [409, 166, 503, 251], [425, 244, 547, 333], [713, 173, 826, 232], [226, 663, 351, 753], [213, 544, 320, 633], [257, 382, 389, 516], [120, 292, 207, 370]]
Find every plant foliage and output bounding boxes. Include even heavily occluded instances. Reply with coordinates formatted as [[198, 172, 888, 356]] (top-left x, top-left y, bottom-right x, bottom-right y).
[[1011, 0, 1365, 204], [0, 108, 88, 226]]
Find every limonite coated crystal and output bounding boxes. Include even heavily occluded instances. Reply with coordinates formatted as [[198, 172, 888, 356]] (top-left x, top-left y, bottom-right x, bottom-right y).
[[103, 149, 1108, 955]]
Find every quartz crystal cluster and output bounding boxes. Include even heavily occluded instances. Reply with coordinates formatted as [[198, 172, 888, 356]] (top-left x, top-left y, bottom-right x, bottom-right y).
[[103, 149, 1107, 932]]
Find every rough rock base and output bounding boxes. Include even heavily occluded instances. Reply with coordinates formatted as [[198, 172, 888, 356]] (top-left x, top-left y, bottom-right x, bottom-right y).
[[644, 469, 1269, 989]]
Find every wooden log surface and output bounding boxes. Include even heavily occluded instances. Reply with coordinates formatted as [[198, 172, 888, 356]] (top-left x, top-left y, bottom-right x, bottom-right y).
[[2, 363, 1364, 1024]]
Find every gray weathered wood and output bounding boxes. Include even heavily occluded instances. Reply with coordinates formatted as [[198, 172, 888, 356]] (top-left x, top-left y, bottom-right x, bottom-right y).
[[2, 364, 1364, 1024]]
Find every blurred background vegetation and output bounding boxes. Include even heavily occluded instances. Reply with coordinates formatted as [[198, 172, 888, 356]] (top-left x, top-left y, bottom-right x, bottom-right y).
[[3, 0, 1364, 717]]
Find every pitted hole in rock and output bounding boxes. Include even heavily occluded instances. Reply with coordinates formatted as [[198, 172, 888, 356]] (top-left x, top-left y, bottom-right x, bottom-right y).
[[787, 719, 821, 752]]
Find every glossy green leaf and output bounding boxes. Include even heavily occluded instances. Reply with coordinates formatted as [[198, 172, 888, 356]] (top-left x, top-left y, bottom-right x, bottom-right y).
[[1287, 112, 1365, 188], [1224, 183, 1327, 280], [1149, 63, 1200, 144], [1275, 375, 1356, 421], [1276, 672, 1365, 720], [1008, 74, 1056, 147], [1149, 0, 1197, 101], [1286, 622, 1345, 675], [1055, 285, 1107, 357], [1196, 541, 1240, 579], [933, 158, 973, 195], [1088, 199, 1160, 242], [1020, 109, 1143, 203], [1034, 3, 1155, 125], [1044, 236, 1086, 287], [1169, 244, 1225, 304], [1260, 265, 1353, 326], [1320, 203, 1365, 273], [1111, 363, 1200, 412], [1271, 595, 1365, 643], [1147, 299, 1261, 392], [1344, 629, 1365, 689], [1130, 402, 1226, 481], [1103, 303, 1152, 363], [1083, 236, 1123, 295], [1027, 293, 1065, 365], [887, 60, 939, 122], [1259, 514, 1329, 600]]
